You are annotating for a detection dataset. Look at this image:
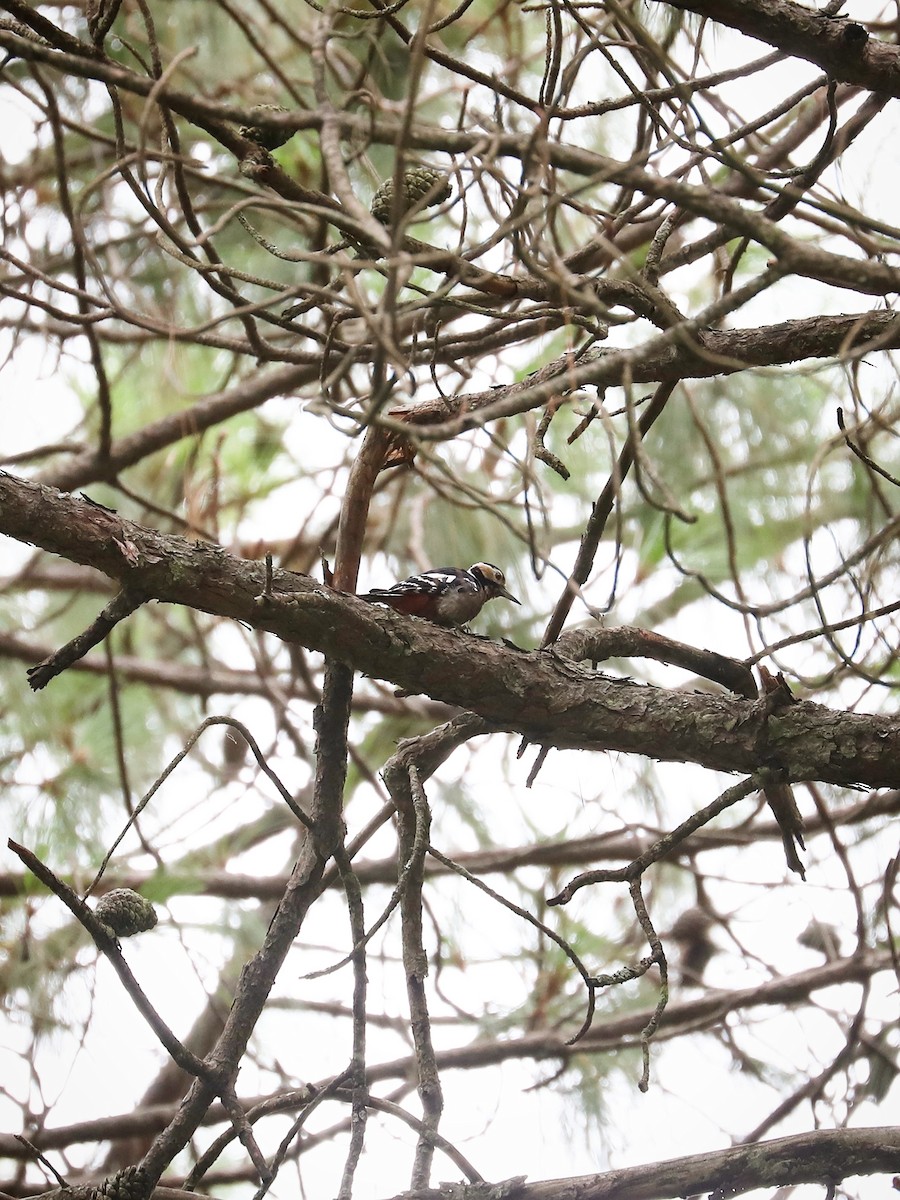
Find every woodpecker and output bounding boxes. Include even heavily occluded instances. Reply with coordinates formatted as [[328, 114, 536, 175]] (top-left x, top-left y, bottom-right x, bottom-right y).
[[359, 562, 520, 627]]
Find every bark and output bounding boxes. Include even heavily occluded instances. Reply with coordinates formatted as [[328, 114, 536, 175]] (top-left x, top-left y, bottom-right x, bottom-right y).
[[652, 0, 888, 95], [2, 470, 899, 789]]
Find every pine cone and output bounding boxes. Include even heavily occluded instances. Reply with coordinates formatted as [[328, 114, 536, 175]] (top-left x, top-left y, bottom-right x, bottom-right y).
[[370, 167, 451, 225], [94, 889, 157, 938], [239, 104, 293, 151], [96, 1166, 152, 1200]]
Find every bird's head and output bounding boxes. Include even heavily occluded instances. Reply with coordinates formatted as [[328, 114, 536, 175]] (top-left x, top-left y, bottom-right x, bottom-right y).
[[469, 563, 520, 605]]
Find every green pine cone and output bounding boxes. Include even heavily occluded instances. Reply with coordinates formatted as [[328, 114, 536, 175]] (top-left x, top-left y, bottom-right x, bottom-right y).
[[239, 104, 293, 151], [370, 167, 451, 225], [94, 889, 158, 938]]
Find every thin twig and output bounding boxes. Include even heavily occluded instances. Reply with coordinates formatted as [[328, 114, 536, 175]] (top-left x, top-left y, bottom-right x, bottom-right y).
[[13, 1138, 68, 1189], [8, 838, 213, 1083], [399, 766, 443, 1190], [838, 405, 900, 489], [542, 381, 677, 645], [85, 715, 312, 900], [27, 587, 146, 690], [333, 840, 368, 1200], [428, 844, 597, 1046], [548, 773, 766, 905], [629, 877, 667, 1093]]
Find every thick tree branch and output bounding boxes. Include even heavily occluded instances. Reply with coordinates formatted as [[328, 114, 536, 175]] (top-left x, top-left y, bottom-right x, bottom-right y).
[[18, 309, 900, 496], [436, 1126, 900, 1200], [0, 632, 453, 717], [10, 1125, 900, 1200], [397, 309, 900, 441], [1, 471, 899, 790], [651, 0, 886, 96], [35, 363, 317, 492]]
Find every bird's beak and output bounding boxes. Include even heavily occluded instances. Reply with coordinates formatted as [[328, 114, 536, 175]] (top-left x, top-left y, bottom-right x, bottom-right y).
[[499, 585, 520, 605]]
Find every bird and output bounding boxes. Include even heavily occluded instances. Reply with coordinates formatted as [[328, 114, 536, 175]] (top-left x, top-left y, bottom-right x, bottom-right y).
[[358, 562, 520, 627]]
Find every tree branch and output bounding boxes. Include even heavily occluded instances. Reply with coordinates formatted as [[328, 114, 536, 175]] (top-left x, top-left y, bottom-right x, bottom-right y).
[[651, 0, 883, 96], [3, 789, 898, 903], [1, 952, 891, 1167], [3, 22, 899, 300], [3, 470, 900, 789], [408, 1126, 900, 1200]]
